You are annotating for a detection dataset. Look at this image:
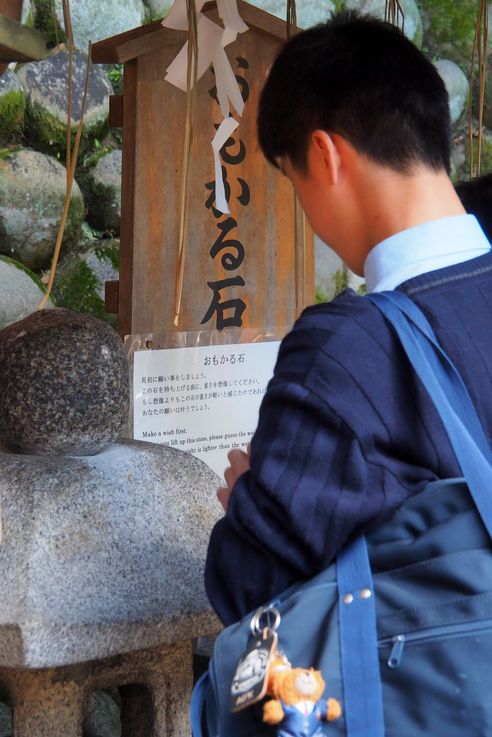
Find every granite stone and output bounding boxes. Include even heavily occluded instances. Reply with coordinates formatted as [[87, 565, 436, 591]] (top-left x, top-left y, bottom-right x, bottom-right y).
[[0, 439, 221, 668], [83, 690, 121, 737], [54, 0, 146, 52], [87, 149, 122, 233], [53, 239, 120, 320], [143, 0, 174, 20], [81, 241, 119, 300], [0, 255, 53, 330], [17, 49, 112, 157], [0, 148, 84, 270], [434, 58, 469, 124], [0, 69, 21, 96], [0, 308, 129, 456], [0, 639, 192, 737], [344, 0, 423, 45], [0, 702, 11, 737], [249, 0, 335, 28]]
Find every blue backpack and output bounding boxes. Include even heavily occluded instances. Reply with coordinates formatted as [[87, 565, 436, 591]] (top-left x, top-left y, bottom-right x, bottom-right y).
[[192, 290, 492, 737]]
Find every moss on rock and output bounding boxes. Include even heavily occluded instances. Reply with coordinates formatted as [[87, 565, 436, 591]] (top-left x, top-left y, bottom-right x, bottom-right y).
[[19, 49, 112, 160], [95, 241, 119, 271], [0, 90, 25, 142], [0, 254, 53, 302], [25, 103, 67, 157], [25, 102, 108, 160], [89, 180, 119, 232], [81, 142, 117, 171], [0, 146, 22, 161], [83, 148, 121, 233], [53, 240, 119, 324], [54, 258, 107, 319], [31, 0, 66, 47], [315, 288, 329, 304], [464, 128, 492, 179], [332, 269, 347, 298], [419, 0, 477, 68], [64, 190, 86, 250], [107, 64, 124, 97]]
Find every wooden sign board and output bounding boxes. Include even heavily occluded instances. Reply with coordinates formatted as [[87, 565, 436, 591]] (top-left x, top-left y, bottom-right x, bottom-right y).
[[92, 1, 314, 337]]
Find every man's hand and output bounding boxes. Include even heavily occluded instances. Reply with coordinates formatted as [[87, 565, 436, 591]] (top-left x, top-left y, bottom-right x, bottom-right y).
[[217, 446, 251, 512]]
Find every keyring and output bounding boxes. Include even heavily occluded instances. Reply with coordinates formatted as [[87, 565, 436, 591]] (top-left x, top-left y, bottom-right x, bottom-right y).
[[250, 605, 281, 636]]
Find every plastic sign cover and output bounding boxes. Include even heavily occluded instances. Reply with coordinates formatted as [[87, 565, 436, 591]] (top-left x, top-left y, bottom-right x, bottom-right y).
[[132, 339, 280, 476]]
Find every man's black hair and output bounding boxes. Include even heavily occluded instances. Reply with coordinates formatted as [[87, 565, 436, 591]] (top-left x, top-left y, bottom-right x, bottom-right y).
[[258, 11, 451, 174], [455, 173, 492, 241]]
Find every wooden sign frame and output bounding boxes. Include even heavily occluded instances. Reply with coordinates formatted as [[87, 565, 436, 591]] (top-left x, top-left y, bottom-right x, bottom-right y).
[[92, 1, 314, 338]]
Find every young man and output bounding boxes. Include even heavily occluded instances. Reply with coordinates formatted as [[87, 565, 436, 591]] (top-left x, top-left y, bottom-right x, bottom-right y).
[[205, 11, 492, 625]]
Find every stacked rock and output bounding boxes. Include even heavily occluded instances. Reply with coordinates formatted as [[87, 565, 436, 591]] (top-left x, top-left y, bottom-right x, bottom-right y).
[[0, 307, 128, 455]]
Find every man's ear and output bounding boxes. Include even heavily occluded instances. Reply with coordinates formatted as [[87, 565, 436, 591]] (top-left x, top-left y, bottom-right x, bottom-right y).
[[310, 130, 342, 185]]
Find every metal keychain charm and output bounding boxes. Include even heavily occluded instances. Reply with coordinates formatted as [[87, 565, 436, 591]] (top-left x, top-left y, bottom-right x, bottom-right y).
[[229, 605, 281, 712]]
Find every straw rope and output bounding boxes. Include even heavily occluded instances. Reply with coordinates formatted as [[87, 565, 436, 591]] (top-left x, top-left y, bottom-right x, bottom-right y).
[[39, 38, 92, 309], [286, 0, 297, 40], [62, 0, 75, 179], [173, 0, 199, 327], [468, 0, 489, 178], [385, 0, 405, 33], [285, 1, 305, 317]]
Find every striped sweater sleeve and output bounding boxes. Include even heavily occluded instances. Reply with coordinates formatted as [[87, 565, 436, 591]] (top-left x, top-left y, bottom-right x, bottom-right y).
[[205, 305, 389, 625], [205, 377, 371, 624]]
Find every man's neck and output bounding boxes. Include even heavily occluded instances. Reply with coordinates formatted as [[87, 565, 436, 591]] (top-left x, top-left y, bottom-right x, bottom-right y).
[[307, 135, 467, 276], [330, 155, 465, 275], [344, 163, 467, 275], [364, 214, 490, 293]]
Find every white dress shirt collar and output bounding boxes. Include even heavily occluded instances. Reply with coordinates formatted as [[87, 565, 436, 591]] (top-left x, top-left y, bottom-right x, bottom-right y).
[[364, 215, 491, 293]]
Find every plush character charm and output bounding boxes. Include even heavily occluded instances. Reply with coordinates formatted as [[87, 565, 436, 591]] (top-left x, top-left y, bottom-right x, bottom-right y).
[[263, 665, 342, 737], [229, 605, 342, 734]]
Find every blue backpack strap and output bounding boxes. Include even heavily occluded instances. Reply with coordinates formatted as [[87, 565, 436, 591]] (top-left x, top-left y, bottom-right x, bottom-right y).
[[337, 289, 492, 737], [369, 291, 491, 458], [367, 290, 492, 538], [337, 535, 385, 737], [190, 671, 209, 737]]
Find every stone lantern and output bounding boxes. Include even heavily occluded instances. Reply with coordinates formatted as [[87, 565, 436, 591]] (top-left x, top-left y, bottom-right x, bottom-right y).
[[0, 308, 221, 736]]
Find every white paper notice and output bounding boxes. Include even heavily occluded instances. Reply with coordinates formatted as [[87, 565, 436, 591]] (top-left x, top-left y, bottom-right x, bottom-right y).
[[133, 341, 280, 477]]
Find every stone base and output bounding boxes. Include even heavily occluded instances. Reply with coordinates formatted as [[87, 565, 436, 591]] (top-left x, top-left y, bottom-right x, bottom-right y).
[[0, 639, 193, 737], [0, 440, 221, 669]]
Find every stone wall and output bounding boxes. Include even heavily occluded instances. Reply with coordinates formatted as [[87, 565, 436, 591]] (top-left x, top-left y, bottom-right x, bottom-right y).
[[0, 0, 490, 320]]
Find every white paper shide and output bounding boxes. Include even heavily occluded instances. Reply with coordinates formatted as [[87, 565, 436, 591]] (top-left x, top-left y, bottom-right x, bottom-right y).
[[162, 0, 249, 215]]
